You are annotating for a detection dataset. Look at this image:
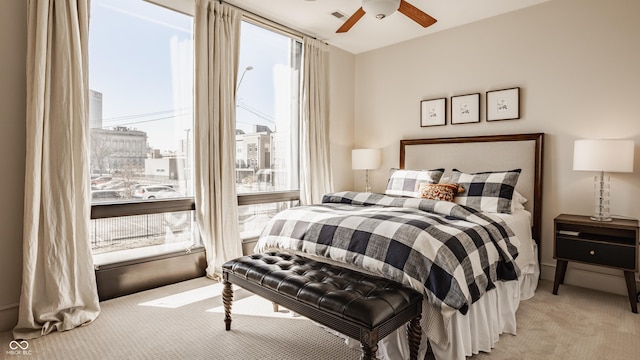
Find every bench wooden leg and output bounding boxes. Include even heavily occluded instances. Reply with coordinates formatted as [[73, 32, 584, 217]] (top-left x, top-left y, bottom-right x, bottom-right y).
[[407, 315, 422, 360], [360, 329, 379, 360], [223, 280, 233, 331]]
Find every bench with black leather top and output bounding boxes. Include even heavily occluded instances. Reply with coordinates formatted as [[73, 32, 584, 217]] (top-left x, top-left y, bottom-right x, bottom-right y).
[[222, 252, 423, 360]]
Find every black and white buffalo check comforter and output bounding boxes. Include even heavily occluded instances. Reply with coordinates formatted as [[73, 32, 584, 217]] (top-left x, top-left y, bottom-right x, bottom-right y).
[[256, 191, 520, 315]]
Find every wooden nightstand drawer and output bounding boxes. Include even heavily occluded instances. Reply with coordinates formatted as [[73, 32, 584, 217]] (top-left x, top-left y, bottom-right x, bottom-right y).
[[553, 214, 639, 313], [555, 236, 635, 270]]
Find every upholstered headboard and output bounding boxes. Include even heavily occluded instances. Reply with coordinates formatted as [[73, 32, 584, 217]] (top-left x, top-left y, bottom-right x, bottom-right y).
[[399, 133, 544, 255]]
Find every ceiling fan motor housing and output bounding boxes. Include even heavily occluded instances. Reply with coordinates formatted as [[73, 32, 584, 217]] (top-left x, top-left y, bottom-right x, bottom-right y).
[[362, 0, 400, 19]]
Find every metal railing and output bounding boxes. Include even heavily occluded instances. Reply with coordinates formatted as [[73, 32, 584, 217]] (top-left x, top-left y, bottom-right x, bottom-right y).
[[90, 198, 196, 254]]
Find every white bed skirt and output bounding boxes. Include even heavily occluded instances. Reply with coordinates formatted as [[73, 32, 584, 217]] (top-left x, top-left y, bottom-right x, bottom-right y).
[[428, 279, 521, 360], [335, 269, 538, 360], [275, 240, 540, 360]]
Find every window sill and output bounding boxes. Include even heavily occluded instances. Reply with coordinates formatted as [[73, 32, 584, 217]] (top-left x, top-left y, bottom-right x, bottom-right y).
[[93, 242, 203, 269]]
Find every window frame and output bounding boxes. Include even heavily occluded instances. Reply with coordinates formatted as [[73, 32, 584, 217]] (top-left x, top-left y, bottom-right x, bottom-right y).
[[237, 190, 299, 207], [91, 198, 195, 219]]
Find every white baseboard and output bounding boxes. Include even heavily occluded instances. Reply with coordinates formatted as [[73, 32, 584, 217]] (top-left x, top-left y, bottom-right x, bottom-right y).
[[540, 261, 635, 297], [0, 303, 19, 333]]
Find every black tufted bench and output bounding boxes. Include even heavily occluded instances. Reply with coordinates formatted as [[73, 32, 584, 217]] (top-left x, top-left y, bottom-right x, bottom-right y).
[[222, 252, 423, 360]]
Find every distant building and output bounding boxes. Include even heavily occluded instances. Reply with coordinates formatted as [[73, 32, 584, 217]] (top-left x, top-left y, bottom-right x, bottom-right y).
[[89, 90, 103, 129], [236, 125, 272, 183], [90, 126, 148, 174], [149, 149, 162, 159], [144, 157, 185, 180]]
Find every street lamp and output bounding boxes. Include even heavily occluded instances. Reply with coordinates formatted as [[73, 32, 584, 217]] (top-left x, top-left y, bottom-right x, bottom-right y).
[[236, 65, 253, 92]]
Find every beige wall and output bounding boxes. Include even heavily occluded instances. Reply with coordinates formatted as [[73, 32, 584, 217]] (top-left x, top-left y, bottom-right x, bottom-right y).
[[0, 0, 26, 332], [328, 46, 356, 192], [350, 0, 640, 294]]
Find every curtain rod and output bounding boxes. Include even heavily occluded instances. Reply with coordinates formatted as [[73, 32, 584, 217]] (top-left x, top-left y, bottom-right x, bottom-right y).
[[220, 0, 322, 43]]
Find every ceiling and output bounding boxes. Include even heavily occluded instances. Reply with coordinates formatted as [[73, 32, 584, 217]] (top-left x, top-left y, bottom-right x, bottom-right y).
[[223, 0, 549, 54]]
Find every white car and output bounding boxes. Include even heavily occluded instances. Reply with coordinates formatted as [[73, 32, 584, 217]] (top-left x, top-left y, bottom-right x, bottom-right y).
[[133, 185, 179, 200]]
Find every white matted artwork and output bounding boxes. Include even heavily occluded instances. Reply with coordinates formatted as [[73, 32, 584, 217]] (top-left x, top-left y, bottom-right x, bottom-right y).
[[487, 87, 520, 121], [451, 93, 480, 124], [420, 97, 446, 127]]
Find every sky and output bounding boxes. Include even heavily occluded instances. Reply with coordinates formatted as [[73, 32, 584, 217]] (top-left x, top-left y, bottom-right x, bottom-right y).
[[88, 0, 296, 152]]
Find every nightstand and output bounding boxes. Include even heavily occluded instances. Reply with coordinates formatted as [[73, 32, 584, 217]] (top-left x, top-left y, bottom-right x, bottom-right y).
[[553, 214, 639, 313]]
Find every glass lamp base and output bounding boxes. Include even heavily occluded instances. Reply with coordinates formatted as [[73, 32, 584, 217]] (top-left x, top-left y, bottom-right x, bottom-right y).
[[590, 215, 613, 222], [592, 172, 611, 222], [363, 169, 372, 193]]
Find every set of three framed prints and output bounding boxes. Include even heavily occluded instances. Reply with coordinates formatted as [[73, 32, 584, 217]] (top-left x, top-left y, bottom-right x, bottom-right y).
[[420, 87, 520, 127]]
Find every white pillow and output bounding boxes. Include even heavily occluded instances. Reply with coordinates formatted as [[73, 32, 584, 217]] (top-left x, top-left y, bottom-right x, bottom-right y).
[[511, 190, 527, 212]]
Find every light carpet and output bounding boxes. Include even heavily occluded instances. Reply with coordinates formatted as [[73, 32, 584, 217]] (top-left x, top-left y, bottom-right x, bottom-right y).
[[1, 279, 639, 360]]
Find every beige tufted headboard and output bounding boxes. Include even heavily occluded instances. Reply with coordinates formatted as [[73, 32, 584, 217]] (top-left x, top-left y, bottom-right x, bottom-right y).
[[400, 133, 544, 259]]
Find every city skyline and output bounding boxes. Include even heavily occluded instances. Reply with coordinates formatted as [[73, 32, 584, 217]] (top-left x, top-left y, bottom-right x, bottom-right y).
[[88, 0, 292, 153]]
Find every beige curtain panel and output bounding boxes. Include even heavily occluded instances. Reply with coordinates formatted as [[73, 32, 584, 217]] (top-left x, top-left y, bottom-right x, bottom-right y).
[[300, 37, 333, 205], [193, 0, 244, 279], [14, 0, 100, 340]]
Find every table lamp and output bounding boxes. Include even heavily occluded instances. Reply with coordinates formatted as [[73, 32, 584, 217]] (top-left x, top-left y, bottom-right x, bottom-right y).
[[352, 149, 381, 193], [573, 139, 634, 221]]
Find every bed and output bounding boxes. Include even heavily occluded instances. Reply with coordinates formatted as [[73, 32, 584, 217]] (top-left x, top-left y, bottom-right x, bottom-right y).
[[255, 133, 544, 360]]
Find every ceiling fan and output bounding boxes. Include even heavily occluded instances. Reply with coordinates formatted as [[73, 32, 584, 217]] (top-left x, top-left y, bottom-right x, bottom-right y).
[[336, 0, 437, 33]]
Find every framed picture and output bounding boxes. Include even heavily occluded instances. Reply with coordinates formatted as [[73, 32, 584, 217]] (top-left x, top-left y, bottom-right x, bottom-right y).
[[486, 87, 520, 121], [420, 98, 446, 127], [451, 93, 480, 124]]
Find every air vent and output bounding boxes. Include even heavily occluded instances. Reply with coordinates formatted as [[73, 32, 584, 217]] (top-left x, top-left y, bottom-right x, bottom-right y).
[[331, 10, 347, 20]]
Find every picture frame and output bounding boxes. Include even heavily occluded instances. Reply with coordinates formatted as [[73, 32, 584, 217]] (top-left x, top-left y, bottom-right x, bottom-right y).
[[420, 98, 447, 127], [451, 93, 480, 124], [486, 87, 520, 121]]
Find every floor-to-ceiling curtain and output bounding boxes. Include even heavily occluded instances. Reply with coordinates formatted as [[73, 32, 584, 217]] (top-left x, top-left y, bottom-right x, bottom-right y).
[[14, 0, 100, 340], [193, 0, 243, 279], [300, 37, 333, 205]]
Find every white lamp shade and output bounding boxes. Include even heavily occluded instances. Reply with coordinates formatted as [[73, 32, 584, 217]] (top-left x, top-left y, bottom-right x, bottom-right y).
[[352, 149, 381, 170], [573, 139, 635, 173], [362, 0, 400, 18]]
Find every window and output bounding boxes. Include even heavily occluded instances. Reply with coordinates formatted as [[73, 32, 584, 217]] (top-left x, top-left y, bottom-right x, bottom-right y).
[[88, 0, 197, 263], [88, 3, 302, 260], [236, 21, 302, 239]]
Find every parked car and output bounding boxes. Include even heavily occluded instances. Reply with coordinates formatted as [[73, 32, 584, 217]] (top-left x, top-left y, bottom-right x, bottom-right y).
[[155, 188, 181, 199], [91, 189, 125, 203], [133, 185, 179, 200], [91, 175, 112, 186], [97, 180, 126, 190]]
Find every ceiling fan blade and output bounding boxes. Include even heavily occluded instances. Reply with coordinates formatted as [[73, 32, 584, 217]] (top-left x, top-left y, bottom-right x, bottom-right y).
[[398, 0, 437, 28], [336, 7, 366, 33]]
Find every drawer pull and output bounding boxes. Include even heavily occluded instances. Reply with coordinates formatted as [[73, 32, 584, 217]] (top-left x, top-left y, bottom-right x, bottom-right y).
[[589, 250, 595, 255]]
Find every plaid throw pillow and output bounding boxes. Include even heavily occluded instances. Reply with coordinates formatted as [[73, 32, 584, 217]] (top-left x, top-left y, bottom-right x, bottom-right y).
[[449, 169, 521, 214], [385, 168, 445, 198]]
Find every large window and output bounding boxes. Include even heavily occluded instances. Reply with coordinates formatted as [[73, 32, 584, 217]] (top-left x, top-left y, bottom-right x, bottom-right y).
[[88, 0, 196, 263], [88, 2, 303, 262], [236, 21, 303, 240]]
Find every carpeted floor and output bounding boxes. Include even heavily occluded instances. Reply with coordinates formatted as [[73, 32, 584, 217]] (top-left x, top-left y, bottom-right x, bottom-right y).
[[1, 279, 639, 360]]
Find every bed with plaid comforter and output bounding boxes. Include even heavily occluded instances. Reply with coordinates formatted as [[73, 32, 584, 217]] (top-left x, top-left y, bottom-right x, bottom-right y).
[[256, 191, 520, 316]]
